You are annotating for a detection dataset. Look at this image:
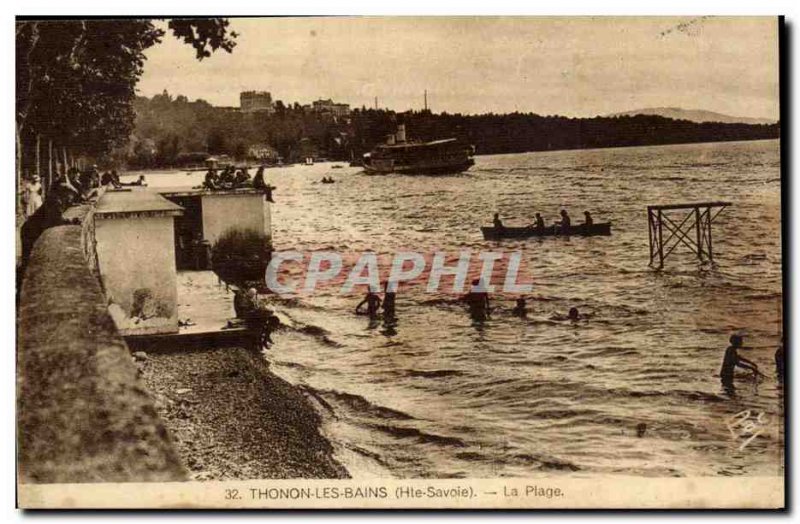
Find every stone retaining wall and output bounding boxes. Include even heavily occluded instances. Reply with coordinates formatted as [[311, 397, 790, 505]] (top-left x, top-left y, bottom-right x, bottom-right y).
[[17, 206, 187, 483]]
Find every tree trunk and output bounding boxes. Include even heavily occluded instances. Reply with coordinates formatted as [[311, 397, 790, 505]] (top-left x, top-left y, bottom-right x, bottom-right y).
[[35, 134, 40, 178], [35, 134, 41, 201], [16, 123, 23, 223], [48, 139, 53, 195]]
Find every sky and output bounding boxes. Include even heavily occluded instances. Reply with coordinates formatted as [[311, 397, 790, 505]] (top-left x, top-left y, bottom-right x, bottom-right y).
[[137, 16, 780, 120]]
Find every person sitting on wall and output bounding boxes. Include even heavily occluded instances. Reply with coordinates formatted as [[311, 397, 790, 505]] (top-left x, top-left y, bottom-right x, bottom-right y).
[[251, 166, 276, 202], [203, 168, 219, 190], [101, 170, 122, 189], [118, 174, 146, 187], [58, 169, 81, 206], [218, 166, 236, 189], [242, 287, 277, 349], [253, 166, 267, 189], [233, 168, 251, 188]]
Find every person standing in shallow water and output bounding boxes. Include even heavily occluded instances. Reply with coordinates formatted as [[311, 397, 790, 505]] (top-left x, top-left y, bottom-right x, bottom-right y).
[[356, 289, 382, 320], [463, 279, 491, 321], [382, 281, 397, 320], [512, 297, 527, 318], [720, 334, 760, 391]]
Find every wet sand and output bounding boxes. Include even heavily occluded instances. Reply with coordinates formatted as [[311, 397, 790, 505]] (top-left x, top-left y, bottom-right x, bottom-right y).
[[137, 345, 349, 480]]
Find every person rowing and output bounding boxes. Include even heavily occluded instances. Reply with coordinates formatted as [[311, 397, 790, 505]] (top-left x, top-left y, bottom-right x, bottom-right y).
[[558, 209, 571, 234], [493, 213, 505, 231], [583, 211, 593, 227], [533, 212, 546, 230]]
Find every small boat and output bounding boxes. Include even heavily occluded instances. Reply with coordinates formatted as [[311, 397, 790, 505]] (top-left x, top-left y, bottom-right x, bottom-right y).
[[481, 223, 612, 240]]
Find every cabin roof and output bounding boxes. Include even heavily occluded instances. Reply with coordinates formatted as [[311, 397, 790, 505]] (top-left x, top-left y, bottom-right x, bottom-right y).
[[155, 187, 269, 198], [96, 189, 184, 218]]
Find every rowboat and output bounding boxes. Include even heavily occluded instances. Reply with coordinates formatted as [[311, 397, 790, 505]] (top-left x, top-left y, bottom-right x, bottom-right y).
[[481, 222, 612, 240]]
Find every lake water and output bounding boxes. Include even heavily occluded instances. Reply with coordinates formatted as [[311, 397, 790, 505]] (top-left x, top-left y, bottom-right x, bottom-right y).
[[134, 139, 783, 478]]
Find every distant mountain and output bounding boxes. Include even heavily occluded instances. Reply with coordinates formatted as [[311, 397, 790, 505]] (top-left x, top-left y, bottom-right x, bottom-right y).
[[607, 107, 776, 125]]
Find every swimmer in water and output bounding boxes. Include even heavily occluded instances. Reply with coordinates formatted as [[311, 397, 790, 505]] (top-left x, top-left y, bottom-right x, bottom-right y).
[[550, 306, 581, 321]]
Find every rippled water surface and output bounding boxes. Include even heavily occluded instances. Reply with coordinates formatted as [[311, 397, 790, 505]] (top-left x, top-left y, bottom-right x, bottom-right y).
[[137, 139, 783, 478]]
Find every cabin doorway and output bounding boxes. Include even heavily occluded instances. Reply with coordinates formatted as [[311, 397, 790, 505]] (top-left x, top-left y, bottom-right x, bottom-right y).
[[168, 195, 209, 270]]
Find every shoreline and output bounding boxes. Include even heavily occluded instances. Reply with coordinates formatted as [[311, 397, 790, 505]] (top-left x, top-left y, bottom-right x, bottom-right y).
[[137, 344, 349, 481], [122, 137, 779, 177]]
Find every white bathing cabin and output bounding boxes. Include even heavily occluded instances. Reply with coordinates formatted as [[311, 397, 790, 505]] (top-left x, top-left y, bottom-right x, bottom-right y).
[[94, 187, 272, 336]]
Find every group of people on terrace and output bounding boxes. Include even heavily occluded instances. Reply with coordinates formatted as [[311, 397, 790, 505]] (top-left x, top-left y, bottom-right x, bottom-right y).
[[201, 164, 271, 195]]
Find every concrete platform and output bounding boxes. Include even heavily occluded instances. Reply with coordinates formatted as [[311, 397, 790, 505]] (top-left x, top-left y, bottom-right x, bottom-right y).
[[124, 270, 258, 352]]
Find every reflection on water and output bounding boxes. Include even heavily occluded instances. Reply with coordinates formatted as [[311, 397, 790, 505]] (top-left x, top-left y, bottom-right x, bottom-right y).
[[133, 139, 783, 478]]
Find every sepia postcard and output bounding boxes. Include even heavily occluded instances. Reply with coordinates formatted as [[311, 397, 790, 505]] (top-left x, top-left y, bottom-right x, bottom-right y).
[[15, 15, 784, 509]]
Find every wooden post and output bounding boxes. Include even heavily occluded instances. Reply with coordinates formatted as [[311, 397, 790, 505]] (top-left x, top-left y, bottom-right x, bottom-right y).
[[657, 209, 664, 268], [63, 147, 68, 174], [706, 209, 714, 262], [647, 208, 654, 265], [694, 208, 702, 261]]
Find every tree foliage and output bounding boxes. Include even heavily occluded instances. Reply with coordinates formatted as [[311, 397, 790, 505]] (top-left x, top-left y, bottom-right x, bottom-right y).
[[128, 92, 780, 169], [15, 18, 237, 176]]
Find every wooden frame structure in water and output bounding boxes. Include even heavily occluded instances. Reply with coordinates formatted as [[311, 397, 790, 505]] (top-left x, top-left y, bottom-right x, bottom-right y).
[[647, 201, 731, 269]]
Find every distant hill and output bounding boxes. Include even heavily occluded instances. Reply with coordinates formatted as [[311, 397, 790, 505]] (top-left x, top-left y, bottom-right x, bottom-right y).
[[607, 107, 776, 125]]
